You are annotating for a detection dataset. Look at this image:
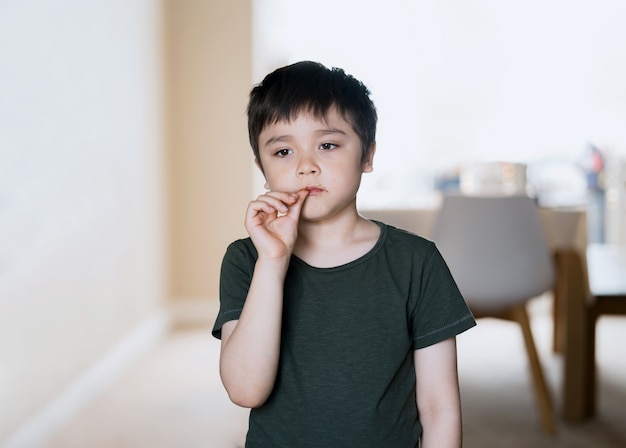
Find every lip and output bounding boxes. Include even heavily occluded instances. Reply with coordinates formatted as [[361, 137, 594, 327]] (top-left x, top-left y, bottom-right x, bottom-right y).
[[302, 186, 326, 196]]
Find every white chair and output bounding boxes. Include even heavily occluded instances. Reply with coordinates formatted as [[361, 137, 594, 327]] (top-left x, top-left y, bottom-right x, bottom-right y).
[[434, 194, 556, 434]]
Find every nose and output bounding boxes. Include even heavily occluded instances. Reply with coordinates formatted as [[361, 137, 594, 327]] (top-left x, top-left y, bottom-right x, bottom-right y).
[[296, 155, 319, 176]]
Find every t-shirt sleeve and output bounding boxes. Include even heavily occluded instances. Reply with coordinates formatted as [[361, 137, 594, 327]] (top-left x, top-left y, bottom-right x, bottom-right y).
[[410, 243, 476, 350], [212, 239, 257, 339]]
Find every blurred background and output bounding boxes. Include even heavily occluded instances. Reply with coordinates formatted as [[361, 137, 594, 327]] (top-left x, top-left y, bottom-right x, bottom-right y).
[[1, 0, 625, 446]]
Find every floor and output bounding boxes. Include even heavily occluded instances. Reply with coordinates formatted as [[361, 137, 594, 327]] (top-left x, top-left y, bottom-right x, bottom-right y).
[[43, 297, 626, 447]]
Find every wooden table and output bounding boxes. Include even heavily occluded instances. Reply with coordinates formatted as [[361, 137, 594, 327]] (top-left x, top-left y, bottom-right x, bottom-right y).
[[556, 244, 626, 423], [587, 244, 626, 300], [361, 205, 587, 254]]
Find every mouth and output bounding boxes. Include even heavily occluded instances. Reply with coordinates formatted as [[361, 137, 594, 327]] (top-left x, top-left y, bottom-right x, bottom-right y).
[[303, 186, 326, 196]]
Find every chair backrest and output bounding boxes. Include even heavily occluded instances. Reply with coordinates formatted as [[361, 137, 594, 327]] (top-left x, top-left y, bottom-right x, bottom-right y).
[[433, 195, 554, 313]]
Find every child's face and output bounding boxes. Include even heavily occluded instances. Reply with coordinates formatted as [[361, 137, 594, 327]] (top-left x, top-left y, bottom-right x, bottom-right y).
[[257, 107, 375, 223]]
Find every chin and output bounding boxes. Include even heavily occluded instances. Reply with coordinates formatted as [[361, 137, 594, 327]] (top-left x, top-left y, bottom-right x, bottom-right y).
[[299, 207, 327, 223]]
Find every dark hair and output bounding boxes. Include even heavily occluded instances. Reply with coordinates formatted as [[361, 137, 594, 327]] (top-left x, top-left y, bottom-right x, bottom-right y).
[[247, 61, 377, 169]]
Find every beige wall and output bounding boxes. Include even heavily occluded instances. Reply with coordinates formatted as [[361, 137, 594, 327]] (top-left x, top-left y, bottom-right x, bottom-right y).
[[166, 0, 253, 301]]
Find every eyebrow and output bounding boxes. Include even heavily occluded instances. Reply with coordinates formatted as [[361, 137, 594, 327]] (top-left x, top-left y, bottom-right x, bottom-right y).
[[315, 127, 348, 138], [263, 135, 291, 147], [263, 127, 348, 147]]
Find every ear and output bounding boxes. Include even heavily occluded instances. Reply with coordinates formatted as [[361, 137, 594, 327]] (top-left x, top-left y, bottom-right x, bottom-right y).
[[254, 158, 270, 190], [361, 142, 376, 173]]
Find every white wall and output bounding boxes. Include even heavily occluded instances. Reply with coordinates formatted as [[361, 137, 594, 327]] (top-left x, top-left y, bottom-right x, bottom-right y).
[[0, 0, 166, 441], [253, 0, 626, 208]]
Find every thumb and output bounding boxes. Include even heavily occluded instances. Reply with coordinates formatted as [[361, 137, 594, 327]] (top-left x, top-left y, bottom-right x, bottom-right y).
[[286, 189, 309, 220]]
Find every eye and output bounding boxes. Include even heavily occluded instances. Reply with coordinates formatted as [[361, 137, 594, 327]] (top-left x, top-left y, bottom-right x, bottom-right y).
[[320, 143, 337, 151], [274, 148, 292, 157]]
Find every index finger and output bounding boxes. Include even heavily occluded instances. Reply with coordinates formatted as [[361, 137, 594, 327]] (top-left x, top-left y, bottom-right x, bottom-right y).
[[285, 189, 310, 220]]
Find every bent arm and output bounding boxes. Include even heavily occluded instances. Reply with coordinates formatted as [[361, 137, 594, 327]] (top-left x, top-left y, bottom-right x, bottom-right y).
[[220, 189, 308, 408], [414, 337, 462, 448], [219, 257, 289, 408]]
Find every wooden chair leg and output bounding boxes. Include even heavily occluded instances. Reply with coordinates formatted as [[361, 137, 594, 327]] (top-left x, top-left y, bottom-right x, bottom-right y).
[[509, 304, 557, 435]]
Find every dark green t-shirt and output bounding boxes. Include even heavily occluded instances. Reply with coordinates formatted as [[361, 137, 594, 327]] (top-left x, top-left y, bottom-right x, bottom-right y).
[[213, 221, 475, 447]]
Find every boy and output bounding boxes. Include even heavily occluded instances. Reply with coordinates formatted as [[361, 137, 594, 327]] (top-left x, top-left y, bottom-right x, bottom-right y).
[[212, 61, 475, 447]]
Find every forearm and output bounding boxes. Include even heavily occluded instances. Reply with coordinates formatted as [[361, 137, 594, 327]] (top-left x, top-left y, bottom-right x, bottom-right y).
[[415, 338, 463, 447], [219, 257, 289, 408], [419, 408, 462, 448]]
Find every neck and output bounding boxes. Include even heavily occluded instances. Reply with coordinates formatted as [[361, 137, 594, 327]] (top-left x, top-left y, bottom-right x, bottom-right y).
[[294, 210, 380, 268], [297, 208, 362, 249]]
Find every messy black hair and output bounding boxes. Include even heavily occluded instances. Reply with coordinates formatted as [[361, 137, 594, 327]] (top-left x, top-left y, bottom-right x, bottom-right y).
[[247, 61, 377, 170]]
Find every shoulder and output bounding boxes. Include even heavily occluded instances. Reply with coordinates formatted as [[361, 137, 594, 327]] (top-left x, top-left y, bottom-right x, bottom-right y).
[[375, 221, 436, 258], [221, 237, 258, 271], [224, 237, 257, 258]]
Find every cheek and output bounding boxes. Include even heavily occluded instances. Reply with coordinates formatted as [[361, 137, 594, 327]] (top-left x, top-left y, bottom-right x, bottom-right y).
[[262, 167, 289, 191], [330, 167, 362, 189]]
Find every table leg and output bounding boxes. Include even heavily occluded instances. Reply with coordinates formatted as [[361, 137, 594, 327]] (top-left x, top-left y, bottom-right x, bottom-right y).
[[556, 250, 596, 423]]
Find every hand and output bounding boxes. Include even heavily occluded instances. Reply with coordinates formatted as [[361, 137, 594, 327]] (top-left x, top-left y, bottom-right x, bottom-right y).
[[245, 189, 309, 260]]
